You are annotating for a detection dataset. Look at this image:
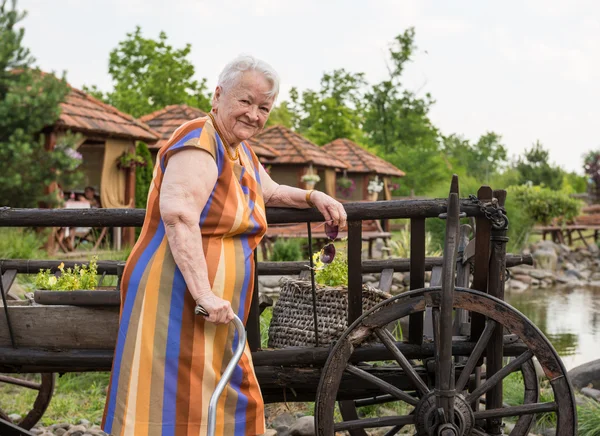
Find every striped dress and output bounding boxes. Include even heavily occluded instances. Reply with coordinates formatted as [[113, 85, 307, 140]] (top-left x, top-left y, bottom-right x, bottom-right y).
[[103, 116, 267, 436]]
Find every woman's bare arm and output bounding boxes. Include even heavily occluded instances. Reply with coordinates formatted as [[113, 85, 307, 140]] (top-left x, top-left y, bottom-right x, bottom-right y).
[[259, 164, 347, 228], [159, 148, 234, 324]]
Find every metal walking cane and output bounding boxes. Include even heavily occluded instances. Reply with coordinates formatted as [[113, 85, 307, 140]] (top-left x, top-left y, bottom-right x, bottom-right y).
[[195, 305, 247, 436]]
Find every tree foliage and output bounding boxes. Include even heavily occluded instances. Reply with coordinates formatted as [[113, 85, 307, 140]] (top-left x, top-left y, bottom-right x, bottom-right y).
[[290, 69, 366, 145], [86, 26, 211, 118], [135, 142, 154, 209], [361, 28, 447, 196], [0, 0, 82, 207], [516, 141, 564, 190], [443, 132, 508, 183]]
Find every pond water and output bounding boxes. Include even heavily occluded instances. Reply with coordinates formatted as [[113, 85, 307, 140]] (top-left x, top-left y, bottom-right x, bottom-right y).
[[505, 286, 600, 370]]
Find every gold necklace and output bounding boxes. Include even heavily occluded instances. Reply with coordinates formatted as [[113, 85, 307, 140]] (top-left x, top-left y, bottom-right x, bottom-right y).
[[209, 113, 240, 161]]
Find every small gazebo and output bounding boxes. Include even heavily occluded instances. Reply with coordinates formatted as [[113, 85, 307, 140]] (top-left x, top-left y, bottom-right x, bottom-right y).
[[52, 86, 159, 208], [139, 105, 279, 161], [248, 125, 347, 197], [322, 138, 405, 201], [47, 84, 159, 248]]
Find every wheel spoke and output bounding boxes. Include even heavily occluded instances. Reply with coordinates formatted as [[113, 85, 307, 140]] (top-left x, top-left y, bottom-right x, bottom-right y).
[[466, 350, 534, 403], [473, 402, 557, 420], [455, 320, 497, 392], [432, 307, 440, 362], [334, 415, 415, 431], [375, 328, 429, 396], [383, 425, 403, 436], [345, 365, 418, 406], [354, 394, 396, 407], [0, 374, 41, 390]]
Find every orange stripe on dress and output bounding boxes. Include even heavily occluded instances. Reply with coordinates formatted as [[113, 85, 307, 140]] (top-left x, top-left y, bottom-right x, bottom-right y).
[[174, 292, 198, 436], [134, 239, 168, 433]]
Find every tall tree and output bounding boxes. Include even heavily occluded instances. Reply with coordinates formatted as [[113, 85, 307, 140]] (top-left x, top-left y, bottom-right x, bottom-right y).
[[0, 0, 82, 207], [86, 26, 211, 118], [516, 141, 564, 190], [292, 69, 366, 144], [443, 132, 508, 183], [266, 99, 298, 129], [363, 28, 447, 196]]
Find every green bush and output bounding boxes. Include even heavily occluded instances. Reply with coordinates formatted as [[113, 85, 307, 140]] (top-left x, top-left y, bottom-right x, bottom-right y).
[[390, 228, 442, 258], [269, 239, 302, 262], [135, 142, 154, 209], [0, 228, 47, 259], [506, 185, 582, 252]]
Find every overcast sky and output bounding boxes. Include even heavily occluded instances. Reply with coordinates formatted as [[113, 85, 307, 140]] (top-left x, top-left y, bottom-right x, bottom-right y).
[[19, 0, 600, 174]]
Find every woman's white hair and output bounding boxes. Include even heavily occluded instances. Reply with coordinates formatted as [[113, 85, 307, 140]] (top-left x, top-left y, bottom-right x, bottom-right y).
[[217, 55, 280, 100]]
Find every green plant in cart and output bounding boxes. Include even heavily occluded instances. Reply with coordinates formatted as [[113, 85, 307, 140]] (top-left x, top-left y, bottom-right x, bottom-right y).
[[312, 250, 348, 287], [35, 256, 98, 290]]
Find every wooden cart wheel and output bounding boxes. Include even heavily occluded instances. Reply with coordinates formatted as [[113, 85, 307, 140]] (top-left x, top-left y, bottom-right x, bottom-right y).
[[0, 373, 55, 430], [336, 360, 539, 436], [314, 287, 576, 435]]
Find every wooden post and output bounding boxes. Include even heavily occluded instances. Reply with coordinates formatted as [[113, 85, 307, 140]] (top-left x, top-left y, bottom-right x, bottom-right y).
[[485, 189, 508, 434], [408, 218, 425, 344], [347, 221, 363, 324], [470, 186, 492, 341]]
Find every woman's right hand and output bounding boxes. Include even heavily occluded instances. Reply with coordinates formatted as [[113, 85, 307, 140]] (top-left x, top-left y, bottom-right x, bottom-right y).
[[195, 292, 235, 324]]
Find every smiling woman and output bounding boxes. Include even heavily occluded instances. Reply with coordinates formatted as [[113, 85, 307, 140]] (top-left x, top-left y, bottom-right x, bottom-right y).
[[101, 55, 347, 436]]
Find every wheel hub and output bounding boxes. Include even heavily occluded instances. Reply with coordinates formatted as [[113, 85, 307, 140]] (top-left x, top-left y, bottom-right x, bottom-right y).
[[414, 392, 474, 436]]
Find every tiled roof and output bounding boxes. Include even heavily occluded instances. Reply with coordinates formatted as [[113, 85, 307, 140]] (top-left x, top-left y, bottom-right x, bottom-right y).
[[248, 125, 348, 169], [57, 87, 159, 143], [139, 105, 207, 149], [139, 105, 279, 159], [322, 138, 405, 177]]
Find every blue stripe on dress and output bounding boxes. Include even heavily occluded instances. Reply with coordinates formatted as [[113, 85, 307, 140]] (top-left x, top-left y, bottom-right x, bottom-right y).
[[104, 221, 166, 432], [160, 128, 203, 172], [231, 235, 254, 431], [160, 266, 187, 433]]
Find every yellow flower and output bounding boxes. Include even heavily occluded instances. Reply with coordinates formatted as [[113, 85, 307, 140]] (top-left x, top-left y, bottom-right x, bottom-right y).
[[48, 276, 57, 286], [58, 262, 64, 271], [80, 269, 85, 276]]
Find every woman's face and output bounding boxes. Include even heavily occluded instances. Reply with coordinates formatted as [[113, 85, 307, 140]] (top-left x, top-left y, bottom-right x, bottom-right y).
[[212, 70, 275, 144]]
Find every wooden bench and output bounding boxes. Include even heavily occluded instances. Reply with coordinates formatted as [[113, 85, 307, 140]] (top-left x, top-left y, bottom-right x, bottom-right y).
[[535, 220, 600, 248]]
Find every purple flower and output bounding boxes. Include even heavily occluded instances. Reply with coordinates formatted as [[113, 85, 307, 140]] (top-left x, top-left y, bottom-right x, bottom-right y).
[[64, 148, 82, 161]]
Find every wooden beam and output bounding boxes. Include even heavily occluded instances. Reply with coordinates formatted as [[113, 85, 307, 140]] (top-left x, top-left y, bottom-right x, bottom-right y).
[[0, 305, 118, 349], [0, 199, 490, 228]]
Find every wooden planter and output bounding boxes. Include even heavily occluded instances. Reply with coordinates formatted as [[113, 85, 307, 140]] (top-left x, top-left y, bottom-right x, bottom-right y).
[[0, 291, 120, 350], [34, 290, 120, 306]]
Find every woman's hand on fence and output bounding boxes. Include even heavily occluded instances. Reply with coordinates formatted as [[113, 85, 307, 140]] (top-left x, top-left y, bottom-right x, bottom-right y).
[[311, 191, 347, 229], [195, 292, 235, 324]]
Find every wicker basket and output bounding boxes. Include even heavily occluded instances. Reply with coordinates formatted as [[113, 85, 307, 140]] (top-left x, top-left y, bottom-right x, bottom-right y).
[[267, 279, 392, 348]]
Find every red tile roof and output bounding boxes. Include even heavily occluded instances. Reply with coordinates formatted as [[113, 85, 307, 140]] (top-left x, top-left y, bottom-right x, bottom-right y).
[[57, 87, 159, 143], [322, 138, 405, 177], [248, 125, 348, 169], [139, 105, 279, 159], [139, 105, 207, 149]]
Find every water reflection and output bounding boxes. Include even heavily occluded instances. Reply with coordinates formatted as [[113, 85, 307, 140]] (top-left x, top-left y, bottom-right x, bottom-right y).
[[505, 286, 600, 370]]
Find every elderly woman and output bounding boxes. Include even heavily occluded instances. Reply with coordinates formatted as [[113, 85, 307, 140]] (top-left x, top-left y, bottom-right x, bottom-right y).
[[102, 55, 347, 435]]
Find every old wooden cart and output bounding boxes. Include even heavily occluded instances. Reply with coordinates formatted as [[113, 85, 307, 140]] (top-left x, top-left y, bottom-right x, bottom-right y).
[[0, 179, 577, 435]]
